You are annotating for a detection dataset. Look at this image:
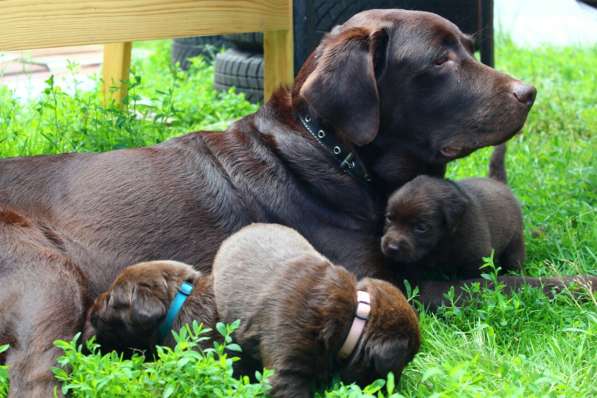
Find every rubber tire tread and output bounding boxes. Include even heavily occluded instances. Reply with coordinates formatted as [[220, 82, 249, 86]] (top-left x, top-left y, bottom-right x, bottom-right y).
[[224, 33, 264, 53], [214, 49, 264, 103], [171, 36, 229, 69]]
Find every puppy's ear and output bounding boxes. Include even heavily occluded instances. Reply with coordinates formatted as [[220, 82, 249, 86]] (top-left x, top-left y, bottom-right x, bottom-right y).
[[299, 27, 389, 146], [369, 338, 412, 380], [440, 182, 470, 233], [127, 284, 169, 326]]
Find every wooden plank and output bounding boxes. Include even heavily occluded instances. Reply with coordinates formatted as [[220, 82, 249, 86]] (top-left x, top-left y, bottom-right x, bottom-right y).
[[0, 0, 290, 51], [263, 1, 293, 100], [103, 42, 132, 106]]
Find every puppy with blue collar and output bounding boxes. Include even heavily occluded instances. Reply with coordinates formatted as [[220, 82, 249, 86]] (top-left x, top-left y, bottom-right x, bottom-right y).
[[85, 223, 420, 397]]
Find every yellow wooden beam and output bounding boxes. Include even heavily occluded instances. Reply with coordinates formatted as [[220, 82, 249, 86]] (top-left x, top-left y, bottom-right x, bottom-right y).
[[0, 0, 290, 51], [263, 0, 294, 100], [103, 42, 132, 107]]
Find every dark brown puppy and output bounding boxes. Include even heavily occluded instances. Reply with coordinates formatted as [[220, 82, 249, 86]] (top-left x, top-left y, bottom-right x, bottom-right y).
[[381, 144, 524, 279], [83, 260, 215, 356], [87, 224, 420, 398], [4, 8, 589, 397]]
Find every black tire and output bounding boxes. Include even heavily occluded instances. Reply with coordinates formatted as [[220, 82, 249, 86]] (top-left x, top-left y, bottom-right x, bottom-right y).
[[214, 49, 264, 103], [171, 36, 229, 70], [293, 0, 485, 72], [578, 0, 597, 7], [224, 33, 263, 53]]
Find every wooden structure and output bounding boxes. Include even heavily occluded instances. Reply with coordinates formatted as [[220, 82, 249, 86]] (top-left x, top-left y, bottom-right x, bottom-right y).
[[0, 0, 294, 103]]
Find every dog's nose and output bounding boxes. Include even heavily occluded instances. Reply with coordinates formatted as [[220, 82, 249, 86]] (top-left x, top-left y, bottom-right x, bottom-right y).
[[512, 82, 537, 107], [385, 242, 400, 256]]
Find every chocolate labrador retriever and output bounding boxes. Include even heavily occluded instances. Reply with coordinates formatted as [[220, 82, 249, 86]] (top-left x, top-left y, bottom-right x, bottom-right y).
[[86, 224, 420, 397], [0, 8, 591, 397], [381, 144, 525, 279]]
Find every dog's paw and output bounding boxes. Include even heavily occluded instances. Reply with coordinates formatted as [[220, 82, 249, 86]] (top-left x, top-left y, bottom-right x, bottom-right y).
[[88, 260, 200, 352]]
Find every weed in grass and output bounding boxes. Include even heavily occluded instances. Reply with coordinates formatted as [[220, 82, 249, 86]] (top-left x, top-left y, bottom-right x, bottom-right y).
[[52, 321, 271, 398], [0, 345, 8, 398], [0, 41, 257, 157]]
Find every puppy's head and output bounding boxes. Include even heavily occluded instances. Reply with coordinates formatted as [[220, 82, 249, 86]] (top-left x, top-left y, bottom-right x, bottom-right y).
[[381, 175, 469, 263], [340, 278, 420, 385], [86, 261, 201, 354]]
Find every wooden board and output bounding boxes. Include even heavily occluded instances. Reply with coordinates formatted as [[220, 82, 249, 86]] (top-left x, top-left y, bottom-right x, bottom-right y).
[[0, 0, 290, 51]]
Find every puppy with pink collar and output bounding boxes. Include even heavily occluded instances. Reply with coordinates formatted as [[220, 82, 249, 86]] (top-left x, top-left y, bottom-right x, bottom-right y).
[[87, 223, 420, 398]]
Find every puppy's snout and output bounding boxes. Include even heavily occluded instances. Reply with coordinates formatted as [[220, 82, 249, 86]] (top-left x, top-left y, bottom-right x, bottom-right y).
[[384, 241, 401, 257], [381, 236, 409, 259], [511, 82, 537, 107]]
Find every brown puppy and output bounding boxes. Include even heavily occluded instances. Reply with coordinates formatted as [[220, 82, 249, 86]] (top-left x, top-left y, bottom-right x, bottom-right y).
[[83, 260, 215, 356], [87, 224, 420, 398], [381, 145, 524, 279]]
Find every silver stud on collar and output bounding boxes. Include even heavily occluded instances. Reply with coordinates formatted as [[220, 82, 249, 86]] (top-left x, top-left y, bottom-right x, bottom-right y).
[[317, 130, 326, 139], [305, 115, 312, 123], [333, 146, 341, 155]]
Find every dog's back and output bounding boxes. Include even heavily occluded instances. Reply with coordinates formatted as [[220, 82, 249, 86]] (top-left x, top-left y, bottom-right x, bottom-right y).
[[212, 223, 330, 329], [458, 144, 524, 269], [458, 178, 522, 251]]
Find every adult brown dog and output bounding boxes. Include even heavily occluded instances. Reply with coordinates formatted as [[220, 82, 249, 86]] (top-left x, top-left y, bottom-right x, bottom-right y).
[[381, 144, 525, 279], [0, 8, 591, 397], [86, 224, 420, 397]]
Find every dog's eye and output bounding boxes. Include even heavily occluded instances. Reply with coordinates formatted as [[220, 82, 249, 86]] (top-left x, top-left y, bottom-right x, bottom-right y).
[[414, 223, 428, 234], [433, 54, 450, 66], [385, 214, 393, 223]]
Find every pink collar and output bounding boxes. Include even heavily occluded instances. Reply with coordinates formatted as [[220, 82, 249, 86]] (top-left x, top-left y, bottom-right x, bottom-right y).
[[338, 290, 371, 359]]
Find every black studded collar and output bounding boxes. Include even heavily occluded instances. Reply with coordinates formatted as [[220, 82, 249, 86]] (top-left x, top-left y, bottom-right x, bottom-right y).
[[296, 107, 371, 184]]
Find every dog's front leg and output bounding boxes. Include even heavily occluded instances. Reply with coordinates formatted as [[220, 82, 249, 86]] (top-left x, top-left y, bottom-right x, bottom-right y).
[[1, 260, 87, 398], [268, 369, 312, 398]]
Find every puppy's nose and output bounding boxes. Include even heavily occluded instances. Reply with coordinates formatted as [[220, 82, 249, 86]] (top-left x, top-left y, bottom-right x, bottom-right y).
[[512, 82, 537, 107], [385, 242, 400, 256]]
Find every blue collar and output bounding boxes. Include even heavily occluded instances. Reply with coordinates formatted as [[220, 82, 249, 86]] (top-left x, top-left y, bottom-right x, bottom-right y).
[[158, 281, 194, 342]]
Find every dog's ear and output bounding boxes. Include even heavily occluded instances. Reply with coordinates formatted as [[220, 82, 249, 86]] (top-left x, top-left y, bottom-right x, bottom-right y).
[[439, 182, 470, 233], [127, 283, 169, 326], [369, 337, 412, 380], [299, 27, 389, 146]]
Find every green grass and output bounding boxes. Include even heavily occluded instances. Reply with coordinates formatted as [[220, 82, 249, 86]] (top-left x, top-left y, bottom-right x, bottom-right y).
[[0, 38, 596, 397], [0, 40, 257, 157]]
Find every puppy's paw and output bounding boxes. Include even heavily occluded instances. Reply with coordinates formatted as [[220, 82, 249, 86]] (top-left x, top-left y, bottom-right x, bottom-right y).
[[88, 260, 200, 352]]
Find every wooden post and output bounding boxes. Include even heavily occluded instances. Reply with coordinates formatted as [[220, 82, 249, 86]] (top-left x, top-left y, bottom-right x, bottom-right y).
[[263, 0, 294, 100], [103, 42, 132, 106]]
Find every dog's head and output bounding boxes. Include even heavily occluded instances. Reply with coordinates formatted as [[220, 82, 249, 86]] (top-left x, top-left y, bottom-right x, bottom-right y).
[[380, 175, 469, 263], [339, 278, 420, 386], [293, 9, 536, 185], [85, 260, 201, 354]]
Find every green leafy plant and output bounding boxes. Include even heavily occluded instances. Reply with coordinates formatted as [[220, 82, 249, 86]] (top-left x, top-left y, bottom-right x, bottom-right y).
[[0, 344, 8, 398], [52, 321, 271, 398]]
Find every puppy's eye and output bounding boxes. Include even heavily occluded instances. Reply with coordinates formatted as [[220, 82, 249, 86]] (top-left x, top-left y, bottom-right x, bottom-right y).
[[385, 214, 393, 224], [414, 223, 428, 234], [433, 54, 450, 66]]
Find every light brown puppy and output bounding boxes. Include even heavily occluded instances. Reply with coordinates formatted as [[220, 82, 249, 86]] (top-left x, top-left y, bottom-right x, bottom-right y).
[[87, 224, 420, 398], [381, 145, 525, 279]]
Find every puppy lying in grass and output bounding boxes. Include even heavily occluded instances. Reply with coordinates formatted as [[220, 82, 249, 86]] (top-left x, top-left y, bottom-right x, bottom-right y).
[[381, 144, 525, 279], [86, 223, 420, 398]]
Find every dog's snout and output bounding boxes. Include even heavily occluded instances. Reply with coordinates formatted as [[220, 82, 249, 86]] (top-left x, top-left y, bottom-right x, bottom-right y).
[[512, 82, 537, 107], [385, 241, 400, 256]]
